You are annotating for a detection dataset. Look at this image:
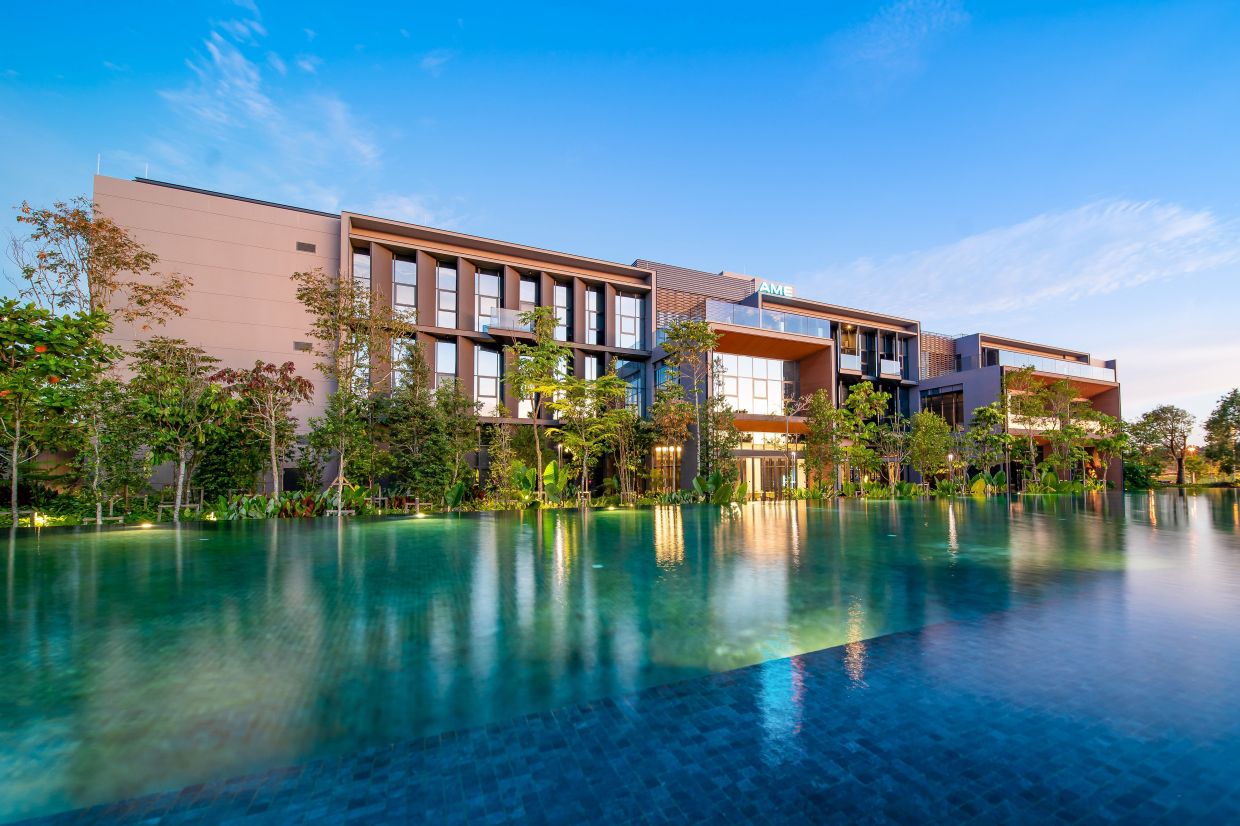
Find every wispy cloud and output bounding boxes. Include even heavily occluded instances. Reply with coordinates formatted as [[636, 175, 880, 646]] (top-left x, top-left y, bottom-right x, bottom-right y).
[[366, 193, 458, 228], [102, 61, 129, 73], [295, 54, 321, 74], [807, 199, 1240, 322], [832, 0, 969, 85], [419, 49, 456, 77], [132, 4, 458, 223]]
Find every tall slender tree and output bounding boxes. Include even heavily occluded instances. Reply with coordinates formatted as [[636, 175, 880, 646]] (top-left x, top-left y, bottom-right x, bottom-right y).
[[659, 320, 721, 478], [212, 361, 314, 496], [128, 338, 230, 522], [505, 306, 570, 500]]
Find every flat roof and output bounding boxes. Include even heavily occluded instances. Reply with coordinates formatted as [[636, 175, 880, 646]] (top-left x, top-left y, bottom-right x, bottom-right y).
[[132, 178, 340, 219]]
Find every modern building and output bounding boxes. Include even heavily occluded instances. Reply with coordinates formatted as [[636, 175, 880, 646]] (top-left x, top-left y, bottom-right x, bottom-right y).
[[918, 331, 1122, 482], [94, 175, 1121, 493]]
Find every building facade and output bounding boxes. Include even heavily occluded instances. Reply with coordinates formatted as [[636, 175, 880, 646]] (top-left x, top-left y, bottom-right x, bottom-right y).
[[94, 175, 1121, 493]]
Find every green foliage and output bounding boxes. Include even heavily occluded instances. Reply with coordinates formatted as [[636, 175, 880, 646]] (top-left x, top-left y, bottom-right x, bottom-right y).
[[1123, 453, 1161, 490], [660, 320, 722, 478], [542, 460, 569, 505], [692, 469, 747, 504], [0, 299, 117, 520], [909, 410, 952, 484], [194, 416, 266, 500], [1130, 404, 1195, 485], [804, 388, 846, 490], [1204, 388, 1240, 483]]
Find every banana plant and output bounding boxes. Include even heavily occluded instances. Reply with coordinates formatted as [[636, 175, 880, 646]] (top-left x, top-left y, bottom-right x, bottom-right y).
[[444, 479, 467, 511], [542, 460, 568, 505]]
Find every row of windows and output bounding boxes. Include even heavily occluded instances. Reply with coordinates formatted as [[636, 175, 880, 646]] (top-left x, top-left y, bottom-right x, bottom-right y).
[[353, 249, 643, 347], [391, 339, 645, 416], [715, 353, 799, 416]]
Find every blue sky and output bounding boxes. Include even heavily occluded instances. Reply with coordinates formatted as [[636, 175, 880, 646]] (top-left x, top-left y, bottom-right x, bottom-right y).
[[2, 0, 1237, 432]]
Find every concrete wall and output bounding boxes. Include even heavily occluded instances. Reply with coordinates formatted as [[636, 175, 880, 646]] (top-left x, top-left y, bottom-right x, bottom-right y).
[[94, 176, 341, 427]]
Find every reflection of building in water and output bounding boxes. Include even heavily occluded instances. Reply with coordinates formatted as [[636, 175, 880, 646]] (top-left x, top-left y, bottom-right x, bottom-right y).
[[653, 506, 685, 568]]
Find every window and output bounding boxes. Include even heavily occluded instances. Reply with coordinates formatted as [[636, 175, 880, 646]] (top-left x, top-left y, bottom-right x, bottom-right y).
[[391, 338, 415, 389], [653, 445, 681, 492], [353, 249, 371, 291], [435, 340, 457, 389], [475, 346, 502, 415], [519, 276, 538, 313], [615, 292, 643, 349], [476, 268, 501, 332], [436, 260, 458, 328], [394, 255, 417, 309], [920, 386, 964, 429], [585, 287, 603, 345], [584, 353, 605, 382], [553, 282, 572, 341], [715, 353, 797, 416], [616, 359, 644, 413]]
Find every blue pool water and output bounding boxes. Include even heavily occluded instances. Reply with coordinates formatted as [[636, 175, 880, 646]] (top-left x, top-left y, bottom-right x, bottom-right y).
[[2, 492, 1239, 822]]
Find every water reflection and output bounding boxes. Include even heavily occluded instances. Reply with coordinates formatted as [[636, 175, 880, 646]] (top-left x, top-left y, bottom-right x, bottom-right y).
[[1, 491, 1237, 821]]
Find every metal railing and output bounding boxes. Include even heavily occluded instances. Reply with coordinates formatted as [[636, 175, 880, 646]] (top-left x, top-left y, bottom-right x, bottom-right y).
[[960, 349, 1116, 382], [704, 300, 831, 340]]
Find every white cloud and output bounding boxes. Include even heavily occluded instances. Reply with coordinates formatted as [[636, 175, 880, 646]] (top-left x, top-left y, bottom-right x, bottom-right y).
[[295, 54, 322, 74], [809, 199, 1240, 322], [266, 52, 287, 75], [102, 61, 129, 73], [420, 49, 456, 76], [304, 28, 317, 41], [833, 0, 968, 82], [216, 17, 267, 44], [365, 193, 457, 228]]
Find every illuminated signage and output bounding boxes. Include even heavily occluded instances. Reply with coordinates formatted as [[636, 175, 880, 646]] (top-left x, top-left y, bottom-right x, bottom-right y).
[[757, 280, 794, 297]]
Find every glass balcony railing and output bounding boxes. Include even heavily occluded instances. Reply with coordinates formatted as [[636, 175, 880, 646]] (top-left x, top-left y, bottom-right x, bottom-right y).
[[880, 358, 901, 376], [481, 308, 532, 334], [704, 300, 831, 339], [993, 349, 1116, 382], [839, 353, 861, 372]]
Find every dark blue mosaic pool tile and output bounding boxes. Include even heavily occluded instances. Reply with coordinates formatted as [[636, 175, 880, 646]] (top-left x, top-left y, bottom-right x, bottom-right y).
[[21, 574, 1240, 825]]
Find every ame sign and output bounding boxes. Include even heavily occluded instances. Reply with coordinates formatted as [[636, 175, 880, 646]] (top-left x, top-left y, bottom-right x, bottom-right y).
[[757, 280, 795, 297]]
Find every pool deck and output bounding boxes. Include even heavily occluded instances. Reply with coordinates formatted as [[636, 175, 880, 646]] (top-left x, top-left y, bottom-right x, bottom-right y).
[[22, 569, 1240, 825]]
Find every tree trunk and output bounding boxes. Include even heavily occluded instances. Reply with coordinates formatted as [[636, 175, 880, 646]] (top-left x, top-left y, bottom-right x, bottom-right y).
[[10, 415, 20, 527], [336, 448, 346, 515], [532, 412, 544, 501], [1175, 455, 1185, 485], [269, 427, 281, 497], [174, 445, 187, 525], [693, 375, 703, 480]]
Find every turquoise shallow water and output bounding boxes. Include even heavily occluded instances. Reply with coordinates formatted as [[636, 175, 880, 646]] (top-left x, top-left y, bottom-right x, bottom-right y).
[[1, 492, 1237, 822]]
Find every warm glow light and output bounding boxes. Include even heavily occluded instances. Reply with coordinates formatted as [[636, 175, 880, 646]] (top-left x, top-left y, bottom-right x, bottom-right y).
[[139, 522, 153, 528]]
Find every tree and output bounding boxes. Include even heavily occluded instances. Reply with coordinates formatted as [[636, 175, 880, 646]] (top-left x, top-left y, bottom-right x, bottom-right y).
[[548, 371, 627, 499], [505, 306, 571, 501], [804, 389, 848, 492], [194, 417, 267, 499], [649, 377, 695, 489], [1204, 389, 1240, 483], [128, 338, 230, 522], [0, 300, 116, 524], [435, 379, 481, 500], [700, 372, 742, 482], [292, 265, 416, 506], [1091, 413, 1128, 489], [965, 402, 1010, 480], [1003, 366, 1047, 488], [876, 414, 912, 494], [659, 320, 721, 478], [9, 196, 190, 327], [842, 382, 891, 483], [484, 404, 522, 506], [388, 343, 451, 503], [212, 361, 314, 496], [67, 376, 151, 523], [1131, 405, 1195, 485], [610, 406, 650, 502], [1040, 378, 1094, 480], [909, 410, 952, 487]]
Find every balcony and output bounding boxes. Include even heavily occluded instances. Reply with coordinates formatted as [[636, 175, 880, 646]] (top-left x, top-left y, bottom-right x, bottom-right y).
[[481, 308, 532, 335], [704, 300, 831, 340], [993, 349, 1116, 382], [880, 358, 901, 378], [839, 353, 861, 372]]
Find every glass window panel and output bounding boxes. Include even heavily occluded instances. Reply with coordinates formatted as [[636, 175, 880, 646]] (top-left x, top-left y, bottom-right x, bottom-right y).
[[395, 284, 417, 306]]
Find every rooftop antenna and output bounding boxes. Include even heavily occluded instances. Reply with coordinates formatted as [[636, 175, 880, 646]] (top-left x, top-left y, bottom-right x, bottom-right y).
[[96, 154, 101, 175]]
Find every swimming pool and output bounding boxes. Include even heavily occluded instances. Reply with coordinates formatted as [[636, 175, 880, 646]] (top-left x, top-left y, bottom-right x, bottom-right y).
[[2, 492, 1238, 822]]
